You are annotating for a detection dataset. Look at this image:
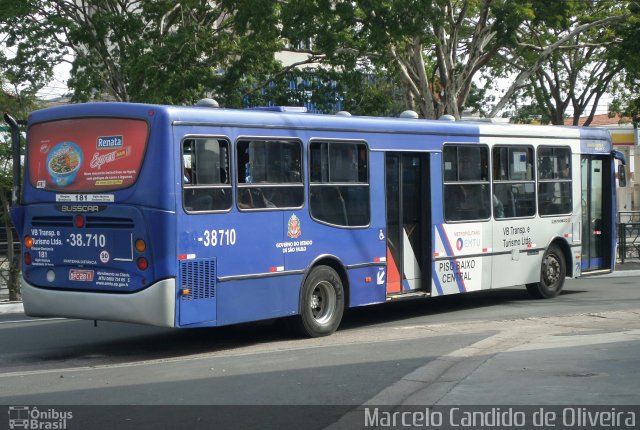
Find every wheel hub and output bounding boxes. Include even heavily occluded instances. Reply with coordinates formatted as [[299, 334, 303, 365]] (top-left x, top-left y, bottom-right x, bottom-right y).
[[309, 281, 336, 324], [545, 256, 560, 285]]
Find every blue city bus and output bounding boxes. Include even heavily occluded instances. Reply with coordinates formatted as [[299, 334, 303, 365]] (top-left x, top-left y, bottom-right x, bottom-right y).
[[5, 103, 625, 337]]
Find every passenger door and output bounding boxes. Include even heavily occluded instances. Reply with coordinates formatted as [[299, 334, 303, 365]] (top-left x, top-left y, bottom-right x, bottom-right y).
[[581, 155, 612, 272], [385, 153, 430, 295]]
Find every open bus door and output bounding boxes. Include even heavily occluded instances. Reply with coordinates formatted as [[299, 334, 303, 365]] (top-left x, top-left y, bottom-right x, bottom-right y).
[[384, 153, 430, 297], [581, 155, 612, 272]]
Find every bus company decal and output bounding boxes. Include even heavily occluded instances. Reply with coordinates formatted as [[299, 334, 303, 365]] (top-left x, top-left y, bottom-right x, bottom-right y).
[[433, 224, 484, 295], [276, 239, 313, 254], [275, 215, 313, 254], [95, 271, 131, 288], [287, 214, 301, 238]]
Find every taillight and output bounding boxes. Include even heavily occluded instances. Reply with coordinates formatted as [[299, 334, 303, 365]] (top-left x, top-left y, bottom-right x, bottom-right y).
[[135, 239, 146, 252], [24, 236, 33, 249], [74, 214, 85, 228], [24, 252, 32, 265], [136, 257, 148, 270]]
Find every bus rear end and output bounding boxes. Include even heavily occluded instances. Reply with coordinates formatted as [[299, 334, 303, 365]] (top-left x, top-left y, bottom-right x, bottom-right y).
[[14, 107, 177, 327]]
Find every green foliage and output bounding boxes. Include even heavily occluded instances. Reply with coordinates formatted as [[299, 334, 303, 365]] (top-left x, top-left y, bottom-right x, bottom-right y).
[[1, 0, 284, 105], [494, 0, 628, 124], [609, 2, 640, 125]]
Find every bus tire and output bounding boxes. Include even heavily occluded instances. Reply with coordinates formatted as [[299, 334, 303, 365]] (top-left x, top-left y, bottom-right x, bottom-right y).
[[293, 265, 345, 337], [526, 244, 566, 299]]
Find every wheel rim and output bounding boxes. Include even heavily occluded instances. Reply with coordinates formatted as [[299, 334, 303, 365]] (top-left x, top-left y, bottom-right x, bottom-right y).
[[309, 280, 336, 325], [543, 253, 561, 287]]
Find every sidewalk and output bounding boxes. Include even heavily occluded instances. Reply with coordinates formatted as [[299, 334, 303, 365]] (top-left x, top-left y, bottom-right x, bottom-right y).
[[1, 262, 639, 316]]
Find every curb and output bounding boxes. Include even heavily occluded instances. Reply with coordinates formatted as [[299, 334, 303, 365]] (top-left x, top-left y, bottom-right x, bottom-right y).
[[598, 269, 640, 278], [0, 302, 24, 315]]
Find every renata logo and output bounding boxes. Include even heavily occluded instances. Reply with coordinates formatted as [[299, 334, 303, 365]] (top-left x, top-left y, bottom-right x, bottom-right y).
[[96, 135, 123, 149]]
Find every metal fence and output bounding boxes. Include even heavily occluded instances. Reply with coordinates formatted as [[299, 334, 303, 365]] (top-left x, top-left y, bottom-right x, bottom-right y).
[[618, 211, 640, 263], [0, 227, 19, 257], [0, 227, 19, 291]]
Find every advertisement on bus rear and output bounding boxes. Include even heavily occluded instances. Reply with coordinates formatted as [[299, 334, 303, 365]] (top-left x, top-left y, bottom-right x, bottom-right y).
[[28, 118, 148, 192]]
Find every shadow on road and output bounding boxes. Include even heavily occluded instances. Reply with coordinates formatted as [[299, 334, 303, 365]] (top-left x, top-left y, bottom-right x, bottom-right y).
[[0, 287, 588, 373]]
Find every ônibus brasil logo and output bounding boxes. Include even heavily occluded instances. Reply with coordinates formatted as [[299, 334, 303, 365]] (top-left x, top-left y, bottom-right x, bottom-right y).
[[7, 406, 73, 429]]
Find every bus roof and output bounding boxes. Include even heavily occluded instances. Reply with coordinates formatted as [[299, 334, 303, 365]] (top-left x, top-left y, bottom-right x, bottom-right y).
[[28, 102, 611, 145]]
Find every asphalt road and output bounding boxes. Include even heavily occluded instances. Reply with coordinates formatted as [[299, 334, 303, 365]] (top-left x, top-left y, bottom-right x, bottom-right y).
[[0, 275, 639, 429]]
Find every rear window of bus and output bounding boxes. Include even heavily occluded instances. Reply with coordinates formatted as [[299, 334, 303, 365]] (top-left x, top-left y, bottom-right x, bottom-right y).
[[27, 118, 148, 192]]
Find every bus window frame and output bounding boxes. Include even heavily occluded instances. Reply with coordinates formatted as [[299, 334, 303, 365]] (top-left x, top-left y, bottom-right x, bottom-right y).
[[491, 144, 537, 221], [235, 136, 305, 212], [442, 142, 491, 224], [308, 138, 371, 229], [537, 145, 573, 218], [181, 135, 233, 214]]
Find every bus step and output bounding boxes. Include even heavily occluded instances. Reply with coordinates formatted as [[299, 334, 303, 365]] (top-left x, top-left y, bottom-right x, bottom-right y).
[[580, 269, 613, 276], [386, 291, 430, 301]]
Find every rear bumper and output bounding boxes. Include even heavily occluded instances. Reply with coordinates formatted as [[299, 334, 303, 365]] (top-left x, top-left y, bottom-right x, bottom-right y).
[[22, 278, 176, 327]]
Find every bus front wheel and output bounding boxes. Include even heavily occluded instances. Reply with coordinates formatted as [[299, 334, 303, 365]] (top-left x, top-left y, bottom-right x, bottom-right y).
[[526, 244, 566, 299], [293, 265, 345, 337]]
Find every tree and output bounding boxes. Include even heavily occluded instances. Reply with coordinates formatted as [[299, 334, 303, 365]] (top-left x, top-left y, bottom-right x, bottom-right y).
[[609, 2, 640, 126], [281, 0, 629, 120], [0, 73, 39, 301], [0, 0, 284, 106], [280, 0, 534, 119], [490, 0, 628, 125]]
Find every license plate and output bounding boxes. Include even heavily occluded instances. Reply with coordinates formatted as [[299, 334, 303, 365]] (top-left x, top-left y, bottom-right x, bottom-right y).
[[69, 269, 95, 282]]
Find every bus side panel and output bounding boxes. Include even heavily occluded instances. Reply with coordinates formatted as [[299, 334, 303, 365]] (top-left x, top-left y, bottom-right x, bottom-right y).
[[430, 153, 493, 296], [282, 214, 387, 308], [216, 276, 301, 326], [491, 219, 543, 289], [433, 222, 493, 295], [282, 149, 387, 308], [348, 266, 387, 306]]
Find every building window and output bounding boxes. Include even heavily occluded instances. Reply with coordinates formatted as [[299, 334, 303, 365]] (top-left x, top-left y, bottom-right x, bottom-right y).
[[309, 141, 369, 227]]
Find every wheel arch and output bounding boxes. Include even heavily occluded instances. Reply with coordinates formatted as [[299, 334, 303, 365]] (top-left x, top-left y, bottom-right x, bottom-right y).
[[299, 254, 350, 313], [548, 236, 573, 277]]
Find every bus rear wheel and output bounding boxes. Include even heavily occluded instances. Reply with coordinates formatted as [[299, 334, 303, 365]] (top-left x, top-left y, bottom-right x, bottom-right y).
[[526, 244, 566, 299], [293, 265, 345, 337]]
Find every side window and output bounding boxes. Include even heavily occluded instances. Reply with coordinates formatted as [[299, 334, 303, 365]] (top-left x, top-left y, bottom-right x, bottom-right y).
[[309, 141, 369, 227], [443, 145, 490, 222], [492, 146, 535, 219], [236, 139, 303, 210], [182, 138, 232, 212], [538, 146, 572, 216]]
